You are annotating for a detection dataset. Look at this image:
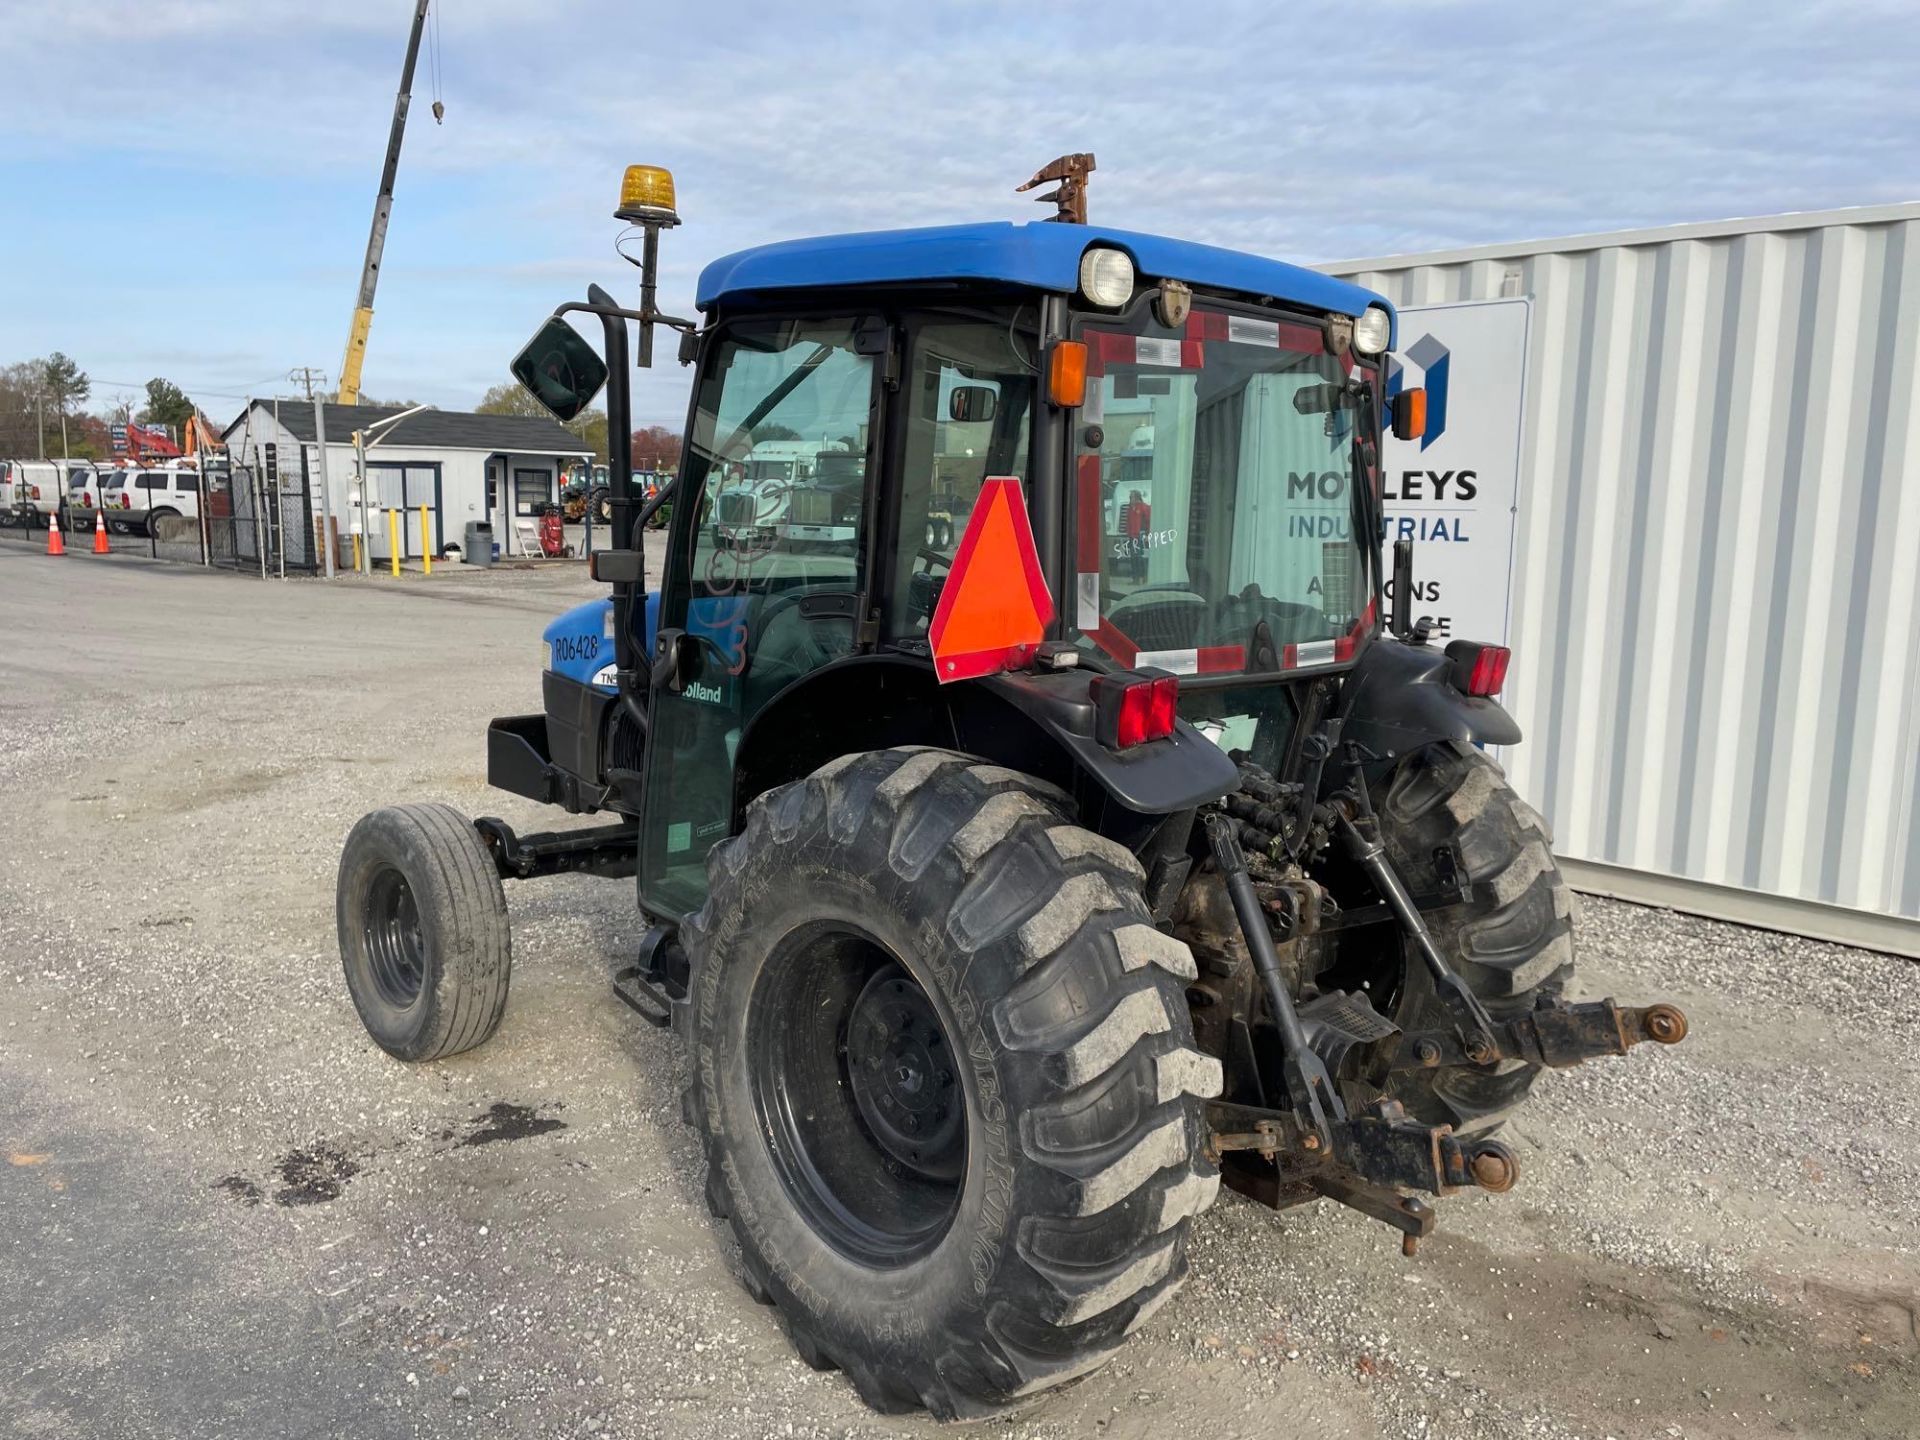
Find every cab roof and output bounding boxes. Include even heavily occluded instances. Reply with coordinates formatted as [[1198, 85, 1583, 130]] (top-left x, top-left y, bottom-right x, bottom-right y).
[[695, 221, 1390, 329]]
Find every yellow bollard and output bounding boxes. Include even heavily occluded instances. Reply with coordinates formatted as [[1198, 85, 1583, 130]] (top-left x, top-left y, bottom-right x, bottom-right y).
[[352, 533, 362, 572], [388, 508, 401, 577], [420, 504, 432, 576]]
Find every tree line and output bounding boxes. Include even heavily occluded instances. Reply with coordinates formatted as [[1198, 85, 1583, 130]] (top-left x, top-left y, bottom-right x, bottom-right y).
[[0, 355, 202, 461], [474, 381, 682, 471]]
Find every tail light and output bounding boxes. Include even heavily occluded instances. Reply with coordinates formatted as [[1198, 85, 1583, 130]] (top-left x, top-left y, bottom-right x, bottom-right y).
[[1090, 669, 1179, 749], [120, 495, 130, 509], [81, 491, 92, 506], [1446, 641, 1511, 697], [29, 485, 41, 499]]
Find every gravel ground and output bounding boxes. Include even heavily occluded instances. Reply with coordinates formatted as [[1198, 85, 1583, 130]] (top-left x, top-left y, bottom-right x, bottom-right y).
[[2, 536, 1916, 1439]]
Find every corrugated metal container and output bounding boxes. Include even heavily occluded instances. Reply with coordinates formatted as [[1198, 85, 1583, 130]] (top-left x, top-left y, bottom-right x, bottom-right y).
[[1324, 204, 1920, 955]]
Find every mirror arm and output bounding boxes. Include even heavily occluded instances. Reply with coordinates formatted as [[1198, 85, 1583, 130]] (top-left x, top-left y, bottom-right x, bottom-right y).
[[551, 299, 698, 335]]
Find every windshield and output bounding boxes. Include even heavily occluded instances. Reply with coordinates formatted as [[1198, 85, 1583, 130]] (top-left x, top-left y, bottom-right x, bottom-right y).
[[1071, 302, 1377, 676]]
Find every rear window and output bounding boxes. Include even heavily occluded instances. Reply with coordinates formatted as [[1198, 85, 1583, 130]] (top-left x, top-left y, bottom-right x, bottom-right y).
[[137, 474, 165, 489], [100, 474, 126, 490]]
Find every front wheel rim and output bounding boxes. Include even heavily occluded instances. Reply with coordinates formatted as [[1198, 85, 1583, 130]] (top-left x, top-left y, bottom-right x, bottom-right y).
[[363, 866, 426, 1008]]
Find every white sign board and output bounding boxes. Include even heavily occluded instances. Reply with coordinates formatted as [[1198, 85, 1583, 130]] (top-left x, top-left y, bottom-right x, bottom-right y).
[[1382, 297, 1530, 646]]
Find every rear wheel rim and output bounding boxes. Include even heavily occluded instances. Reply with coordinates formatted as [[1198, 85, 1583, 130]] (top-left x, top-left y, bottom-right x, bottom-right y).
[[746, 922, 966, 1268], [363, 866, 426, 1008]]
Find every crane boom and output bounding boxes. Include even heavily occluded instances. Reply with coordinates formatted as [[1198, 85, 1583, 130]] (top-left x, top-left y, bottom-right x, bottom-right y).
[[338, 0, 432, 406]]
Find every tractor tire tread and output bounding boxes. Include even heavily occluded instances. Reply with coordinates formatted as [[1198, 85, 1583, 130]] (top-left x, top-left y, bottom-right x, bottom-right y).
[[682, 747, 1219, 1419], [336, 802, 510, 1063], [1379, 743, 1575, 1131]]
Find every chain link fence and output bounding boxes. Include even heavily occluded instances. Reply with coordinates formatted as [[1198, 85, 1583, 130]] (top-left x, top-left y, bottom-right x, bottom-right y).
[[2, 461, 322, 576]]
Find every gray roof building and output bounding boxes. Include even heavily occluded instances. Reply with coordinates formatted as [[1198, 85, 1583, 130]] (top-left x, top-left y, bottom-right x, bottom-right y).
[[222, 403, 587, 456]]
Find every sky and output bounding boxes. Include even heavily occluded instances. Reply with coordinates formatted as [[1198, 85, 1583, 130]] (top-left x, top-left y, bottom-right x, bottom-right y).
[[2, 0, 1914, 431]]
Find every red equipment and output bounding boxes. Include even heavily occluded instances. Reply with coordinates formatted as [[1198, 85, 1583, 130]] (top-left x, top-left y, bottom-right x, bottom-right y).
[[537, 507, 571, 558]]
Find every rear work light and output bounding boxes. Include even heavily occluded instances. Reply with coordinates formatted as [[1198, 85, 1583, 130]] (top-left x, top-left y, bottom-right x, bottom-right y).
[[1090, 668, 1179, 749], [1446, 640, 1511, 697]]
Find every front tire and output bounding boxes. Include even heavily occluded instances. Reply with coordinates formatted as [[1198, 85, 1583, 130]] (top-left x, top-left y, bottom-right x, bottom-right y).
[[1375, 742, 1576, 1131], [337, 803, 511, 1061], [683, 749, 1222, 1418]]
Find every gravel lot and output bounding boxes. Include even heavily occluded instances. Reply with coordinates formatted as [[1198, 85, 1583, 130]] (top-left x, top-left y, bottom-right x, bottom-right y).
[[3, 537, 1916, 1439]]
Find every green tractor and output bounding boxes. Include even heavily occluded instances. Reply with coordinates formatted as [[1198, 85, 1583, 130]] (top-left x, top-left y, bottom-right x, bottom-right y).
[[336, 158, 1687, 1419]]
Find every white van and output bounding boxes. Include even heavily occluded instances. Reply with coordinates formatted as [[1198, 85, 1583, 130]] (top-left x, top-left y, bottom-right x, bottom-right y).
[[1, 460, 100, 528], [98, 466, 203, 536]]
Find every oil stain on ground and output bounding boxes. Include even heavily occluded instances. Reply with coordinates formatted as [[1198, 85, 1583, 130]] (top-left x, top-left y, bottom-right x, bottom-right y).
[[273, 1146, 361, 1205], [213, 1174, 263, 1205], [212, 1105, 562, 1209], [452, 1101, 566, 1148]]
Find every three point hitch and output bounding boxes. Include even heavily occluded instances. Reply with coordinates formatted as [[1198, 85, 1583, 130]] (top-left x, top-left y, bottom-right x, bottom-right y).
[[1201, 773, 1689, 1255]]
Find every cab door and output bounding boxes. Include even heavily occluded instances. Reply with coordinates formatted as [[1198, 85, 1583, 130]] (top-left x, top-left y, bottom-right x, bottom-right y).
[[637, 314, 882, 918]]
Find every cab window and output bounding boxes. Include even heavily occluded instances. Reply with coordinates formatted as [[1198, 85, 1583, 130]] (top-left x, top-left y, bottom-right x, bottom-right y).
[[888, 309, 1038, 641], [640, 315, 878, 915]]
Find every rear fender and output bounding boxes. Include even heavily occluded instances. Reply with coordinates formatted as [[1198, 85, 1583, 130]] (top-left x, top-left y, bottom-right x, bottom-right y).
[[1341, 636, 1521, 762], [730, 655, 1238, 835]]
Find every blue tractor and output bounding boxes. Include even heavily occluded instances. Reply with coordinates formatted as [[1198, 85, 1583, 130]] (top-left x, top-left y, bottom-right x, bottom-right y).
[[335, 157, 1687, 1418]]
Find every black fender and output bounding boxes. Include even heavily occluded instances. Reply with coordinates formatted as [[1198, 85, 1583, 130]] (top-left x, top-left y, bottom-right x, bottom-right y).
[[731, 654, 1238, 834], [1340, 636, 1521, 762]]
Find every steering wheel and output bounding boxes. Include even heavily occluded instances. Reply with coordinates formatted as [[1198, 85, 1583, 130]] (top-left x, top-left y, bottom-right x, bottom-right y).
[[1206, 586, 1326, 653], [749, 590, 855, 679], [915, 546, 955, 573]]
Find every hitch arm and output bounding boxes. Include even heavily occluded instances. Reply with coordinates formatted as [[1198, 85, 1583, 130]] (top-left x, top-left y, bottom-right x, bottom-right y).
[[1334, 807, 1498, 1038], [1393, 997, 1690, 1072], [1205, 1096, 1518, 1253], [1204, 814, 1345, 1148]]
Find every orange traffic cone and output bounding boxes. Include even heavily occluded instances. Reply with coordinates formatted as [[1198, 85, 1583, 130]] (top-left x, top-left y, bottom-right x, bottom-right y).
[[93, 511, 110, 554], [45, 513, 65, 557]]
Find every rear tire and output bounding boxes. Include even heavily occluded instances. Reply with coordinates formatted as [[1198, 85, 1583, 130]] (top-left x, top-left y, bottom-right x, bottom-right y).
[[337, 803, 511, 1061], [1375, 742, 1575, 1132], [683, 749, 1222, 1418]]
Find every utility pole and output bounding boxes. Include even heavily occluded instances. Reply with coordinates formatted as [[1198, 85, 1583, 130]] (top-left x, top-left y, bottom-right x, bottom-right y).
[[289, 366, 325, 402], [314, 393, 336, 580], [338, 0, 432, 406], [35, 392, 44, 460]]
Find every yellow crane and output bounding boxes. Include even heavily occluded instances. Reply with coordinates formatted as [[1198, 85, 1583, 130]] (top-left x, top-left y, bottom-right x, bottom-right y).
[[338, 0, 439, 405]]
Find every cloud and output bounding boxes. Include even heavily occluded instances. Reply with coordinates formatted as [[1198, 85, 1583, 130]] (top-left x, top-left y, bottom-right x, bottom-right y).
[[2, 0, 1915, 418]]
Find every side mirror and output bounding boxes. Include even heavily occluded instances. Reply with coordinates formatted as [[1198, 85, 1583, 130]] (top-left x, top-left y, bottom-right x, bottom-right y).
[[948, 384, 999, 423], [651, 628, 705, 694], [1391, 387, 1428, 442], [1291, 381, 1354, 416], [510, 317, 609, 423]]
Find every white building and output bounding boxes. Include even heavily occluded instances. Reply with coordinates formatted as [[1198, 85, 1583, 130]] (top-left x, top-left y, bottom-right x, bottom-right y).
[[221, 402, 591, 561]]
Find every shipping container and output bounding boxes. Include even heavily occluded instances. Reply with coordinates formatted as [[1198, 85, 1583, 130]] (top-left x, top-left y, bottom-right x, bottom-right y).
[[1324, 203, 1920, 956]]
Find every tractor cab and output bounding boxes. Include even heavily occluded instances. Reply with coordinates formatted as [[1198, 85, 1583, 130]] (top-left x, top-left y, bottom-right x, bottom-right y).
[[338, 158, 1688, 1421], [501, 169, 1430, 920]]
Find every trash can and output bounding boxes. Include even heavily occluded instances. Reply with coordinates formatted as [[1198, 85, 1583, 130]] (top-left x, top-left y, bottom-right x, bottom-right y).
[[465, 521, 494, 568]]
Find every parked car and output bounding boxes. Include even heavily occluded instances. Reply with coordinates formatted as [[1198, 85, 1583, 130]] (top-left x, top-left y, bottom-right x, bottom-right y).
[[63, 464, 111, 534], [99, 466, 203, 536], [0, 459, 98, 528]]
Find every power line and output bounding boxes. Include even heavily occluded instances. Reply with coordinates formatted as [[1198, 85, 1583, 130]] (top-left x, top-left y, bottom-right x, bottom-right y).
[[288, 368, 328, 402]]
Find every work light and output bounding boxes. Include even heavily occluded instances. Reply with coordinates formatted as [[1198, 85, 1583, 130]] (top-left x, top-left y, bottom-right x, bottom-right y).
[[1353, 305, 1392, 355], [615, 165, 680, 227], [1078, 247, 1134, 308]]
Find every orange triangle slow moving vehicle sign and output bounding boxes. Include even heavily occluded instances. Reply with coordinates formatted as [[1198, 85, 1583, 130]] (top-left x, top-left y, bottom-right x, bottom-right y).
[[928, 477, 1055, 683]]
